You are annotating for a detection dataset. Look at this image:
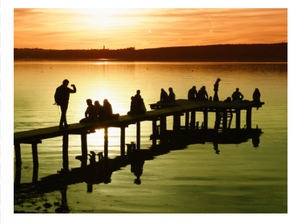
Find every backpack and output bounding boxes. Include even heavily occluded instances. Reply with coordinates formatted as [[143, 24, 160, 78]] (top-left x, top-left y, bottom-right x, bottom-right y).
[[54, 86, 63, 105]]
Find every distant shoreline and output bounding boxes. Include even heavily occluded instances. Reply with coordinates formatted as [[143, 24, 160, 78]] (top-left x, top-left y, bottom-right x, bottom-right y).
[[14, 43, 287, 62]]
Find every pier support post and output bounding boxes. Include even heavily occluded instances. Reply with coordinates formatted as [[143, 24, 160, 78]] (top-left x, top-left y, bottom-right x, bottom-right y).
[[246, 108, 252, 129], [185, 112, 189, 130], [15, 143, 22, 169], [160, 116, 167, 146], [236, 109, 241, 129], [190, 111, 196, 130], [223, 110, 228, 131], [152, 119, 157, 147], [32, 143, 39, 182], [81, 132, 88, 167], [203, 108, 208, 130], [136, 121, 141, 150], [62, 134, 69, 171], [214, 109, 220, 130], [173, 114, 181, 131], [120, 126, 125, 156], [104, 127, 108, 158]]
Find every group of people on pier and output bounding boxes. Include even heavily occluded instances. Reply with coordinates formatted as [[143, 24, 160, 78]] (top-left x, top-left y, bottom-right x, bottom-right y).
[[80, 99, 119, 123], [187, 78, 260, 103], [55, 79, 261, 128], [159, 87, 176, 103]]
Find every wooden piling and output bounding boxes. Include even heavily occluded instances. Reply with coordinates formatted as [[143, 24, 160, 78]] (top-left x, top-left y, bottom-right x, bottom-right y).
[[173, 113, 181, 131], [136, 121, 141, 150], [81, 132, 88, 167], [104, 127, 108, 158], [185, 112, 189, 130], [120, 126, 125, 156], [62, 134, 69, 171], [203, 108, 208, 130], [246, 107, 252, 129], [190, 110, 196, 130], [236, 109, 241, 129], [152, 119, 157, 147], [223, 110, 228, 131], [15, 143, 22, 168]]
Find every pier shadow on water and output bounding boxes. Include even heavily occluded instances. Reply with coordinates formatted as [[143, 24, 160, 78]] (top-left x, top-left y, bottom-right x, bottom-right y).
[[14, 127, 262, 213]]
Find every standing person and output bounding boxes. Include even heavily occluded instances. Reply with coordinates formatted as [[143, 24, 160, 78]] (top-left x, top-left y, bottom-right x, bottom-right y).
[[188, 86, 197, 100], [168, 87, 176, 102], [55, 79, 76, 129], [231, 88, 244, 102], [213, 78, 221, 101], [253, 88, 261, 102]]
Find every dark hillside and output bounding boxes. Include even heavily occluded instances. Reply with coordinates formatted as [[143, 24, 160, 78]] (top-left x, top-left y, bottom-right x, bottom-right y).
[[14, 43, 287, 62]]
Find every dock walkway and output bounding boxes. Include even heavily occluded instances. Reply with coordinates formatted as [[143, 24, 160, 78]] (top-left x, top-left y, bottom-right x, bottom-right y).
[[14, 99, 264, 170]]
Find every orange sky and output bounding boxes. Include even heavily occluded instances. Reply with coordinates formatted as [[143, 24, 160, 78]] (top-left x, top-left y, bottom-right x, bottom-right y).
[[14, 8, 287, 50]]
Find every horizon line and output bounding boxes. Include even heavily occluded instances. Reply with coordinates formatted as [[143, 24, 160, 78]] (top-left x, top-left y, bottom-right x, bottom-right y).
[[14, 42, 287, 51]]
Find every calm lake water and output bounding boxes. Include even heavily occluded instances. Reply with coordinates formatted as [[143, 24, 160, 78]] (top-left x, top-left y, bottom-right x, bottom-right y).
[[14, 61, 287, 213]]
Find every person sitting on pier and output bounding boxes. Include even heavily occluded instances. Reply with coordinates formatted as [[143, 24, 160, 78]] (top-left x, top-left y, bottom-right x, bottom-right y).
[[128, 90, 146, 114], [160, 88, 169, 102], [103, 99, 119, 119], [80, 99, 98, 123], [168, 87, 176, 102], [253, 88, 261, 102], [231, 88, 244, 102], [188, 86, 197, 100], [197, 86, 208, 101], [94, 100, 106, 121]]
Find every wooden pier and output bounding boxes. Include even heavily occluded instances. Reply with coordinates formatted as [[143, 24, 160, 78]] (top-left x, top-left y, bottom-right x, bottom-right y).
[[14, 99, 264, 172]]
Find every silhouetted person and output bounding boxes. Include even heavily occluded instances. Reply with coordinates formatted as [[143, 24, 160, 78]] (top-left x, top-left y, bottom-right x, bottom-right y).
[[168, 87, 175, 102], [94, 100, 106, 120], [55, 79, 76, 129], [160, 88, 169, 102], [197, 86, 208, 101], [213, 78, 221, 101], [103, 99, 119, 119], [232, 88, 244, 102], [188, 86, 197, 100], [80, 99, 98, 123], [129, 90, 146, 114], [253, 88, 261, 102]]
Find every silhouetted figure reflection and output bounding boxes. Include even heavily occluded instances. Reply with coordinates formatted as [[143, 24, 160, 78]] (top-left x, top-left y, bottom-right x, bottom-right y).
[[80, 99, 98, 123], [188, 86, 197, 100], [55, 184, 70, 213], [128, 90, 146, 114], [94, 100, 106, 121], [213, 142, 220, 154], [231, 88, 244, 102], [213, 78, 221, 101], [252, 135, 260, 148], [197, 86, 208, 101], [168, 87, 176, 102], [253, 88, 261, 102], [160, 88, 169, 102], [54, 79, 77, 129], [130, 151, 145, 185]]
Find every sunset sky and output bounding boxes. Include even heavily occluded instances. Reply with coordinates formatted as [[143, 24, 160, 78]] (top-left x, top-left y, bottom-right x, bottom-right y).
[[14, 8, 287, 50]]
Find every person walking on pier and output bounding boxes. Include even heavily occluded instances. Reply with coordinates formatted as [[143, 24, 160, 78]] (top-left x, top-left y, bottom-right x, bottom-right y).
[[232, 88, 244, 102], [168, 87, 176, 102], [213, 78, 221, 101], [55, 79, 77, 129], [188, 86, 197, 100]]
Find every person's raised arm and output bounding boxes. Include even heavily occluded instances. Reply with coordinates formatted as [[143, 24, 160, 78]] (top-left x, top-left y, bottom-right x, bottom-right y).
[[70, 84, 77, 93]]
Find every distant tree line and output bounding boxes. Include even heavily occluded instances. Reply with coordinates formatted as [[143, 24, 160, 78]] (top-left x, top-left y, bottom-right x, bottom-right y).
[[14, 43, 287, 62]]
